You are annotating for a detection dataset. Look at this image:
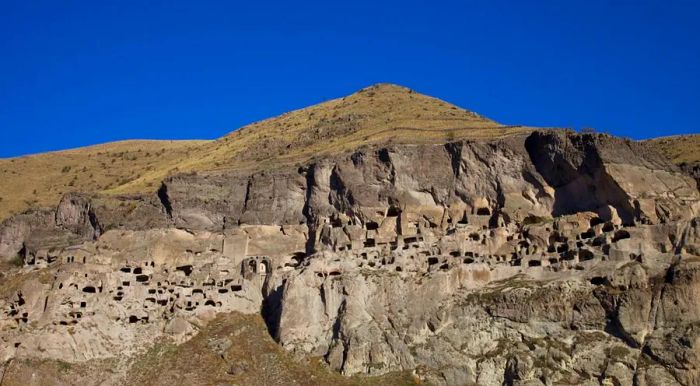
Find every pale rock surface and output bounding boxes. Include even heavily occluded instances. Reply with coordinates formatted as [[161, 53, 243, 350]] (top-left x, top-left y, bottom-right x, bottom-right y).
[[1, 131, 699, 385]]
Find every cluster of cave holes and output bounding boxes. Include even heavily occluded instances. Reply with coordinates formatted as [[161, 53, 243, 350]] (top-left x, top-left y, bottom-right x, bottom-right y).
[[519, 247, 596, 269], [24, 253, 60, 266], [338, 231, 427, 256], [116, 272, 245, 321], [353, 211, 628, 275], [330, 206, 401, 231], [334, 208, 641, 281], [120, 265, 154, 283], [6, 293, 29, 324], [316, 270, 342, 278], [52, 214, 636, 326], [351, 233, 509, 272], [64, 255, 89, 264]]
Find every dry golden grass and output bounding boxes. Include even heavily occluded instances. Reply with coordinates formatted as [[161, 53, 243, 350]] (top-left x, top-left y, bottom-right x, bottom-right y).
[[645, 134, 700, 165], [112, 83, 531, 193], [0, 83, 534, 220], [0, 140, 209, 220]]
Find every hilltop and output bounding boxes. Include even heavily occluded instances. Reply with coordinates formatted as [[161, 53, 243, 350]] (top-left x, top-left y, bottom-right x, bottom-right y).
[[1, 85, 700, 385], [112, 83, 529, 192], [0, 84, 531, 220], [1, 84, 696, 222]]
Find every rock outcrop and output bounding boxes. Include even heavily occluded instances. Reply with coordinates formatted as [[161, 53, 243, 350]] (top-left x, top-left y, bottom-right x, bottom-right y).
[[1, 122, 699, 384]]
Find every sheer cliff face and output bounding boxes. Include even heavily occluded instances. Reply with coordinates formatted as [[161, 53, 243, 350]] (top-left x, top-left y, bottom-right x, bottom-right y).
[[162, 131, 697, 233], [1, 129, 700, 386]]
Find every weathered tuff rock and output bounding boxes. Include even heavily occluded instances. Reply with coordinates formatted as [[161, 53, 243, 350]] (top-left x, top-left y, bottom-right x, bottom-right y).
[[1, 130, 700, 385], [275, 222, 700, 385], [165, 132, 697, 231]]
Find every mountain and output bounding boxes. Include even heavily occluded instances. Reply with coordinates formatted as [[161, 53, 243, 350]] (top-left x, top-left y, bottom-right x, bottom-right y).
[[1, 85, 700, 386], [0, 84, 528, 221]]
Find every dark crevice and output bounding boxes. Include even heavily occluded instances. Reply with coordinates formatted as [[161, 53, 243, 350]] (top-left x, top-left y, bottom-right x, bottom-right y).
[[301, 164, 321, 255], [378, 148, 397, 186], [445, 142, 463, 179], [157, 183, 173, 218], [329, 165, 353, 212], [242, 177, 253, 213], [87, 204, 102, 239], [261, 280, 286, 340], [525, 131, 636, 224]]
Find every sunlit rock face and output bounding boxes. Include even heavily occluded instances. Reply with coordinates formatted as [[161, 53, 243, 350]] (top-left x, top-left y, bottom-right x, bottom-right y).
[[2, 131, 700, 385]]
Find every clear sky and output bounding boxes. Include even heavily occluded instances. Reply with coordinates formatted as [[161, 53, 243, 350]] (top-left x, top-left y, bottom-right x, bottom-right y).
[[1, 0, 698, 158]]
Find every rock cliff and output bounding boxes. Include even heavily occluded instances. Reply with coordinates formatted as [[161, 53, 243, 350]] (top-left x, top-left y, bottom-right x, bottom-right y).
[[1, 85, 699, 385]]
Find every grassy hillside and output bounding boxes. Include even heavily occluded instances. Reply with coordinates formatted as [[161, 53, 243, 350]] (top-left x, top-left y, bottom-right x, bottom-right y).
[[111, 83, 531, 193], [0, 140, 208, 220], [646, 134, 700, 165], [0, 83, 534, 220]]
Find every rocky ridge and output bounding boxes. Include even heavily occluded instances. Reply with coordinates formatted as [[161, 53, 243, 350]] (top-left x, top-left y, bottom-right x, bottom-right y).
[[1, 86, 700, 385]]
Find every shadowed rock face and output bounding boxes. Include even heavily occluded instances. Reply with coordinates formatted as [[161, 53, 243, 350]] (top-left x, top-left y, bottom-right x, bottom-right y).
[[525, 132, 637, 222], [55, 193, 101, 240], [1, 130, 700, 385], [160, 131, 694, 233], [679, 162, 700, 190]]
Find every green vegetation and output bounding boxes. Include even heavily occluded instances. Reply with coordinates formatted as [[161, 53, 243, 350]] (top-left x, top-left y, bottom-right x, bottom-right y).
[[523, 215, 553, 225], [56, 360, 73, 372], [11, 253, 24, 267]]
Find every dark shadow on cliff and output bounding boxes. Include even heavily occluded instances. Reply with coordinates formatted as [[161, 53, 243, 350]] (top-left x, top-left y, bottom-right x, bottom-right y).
[[261, 279, 285, 340], [157, 182, 173, 218], [525, 131, 637, 225]]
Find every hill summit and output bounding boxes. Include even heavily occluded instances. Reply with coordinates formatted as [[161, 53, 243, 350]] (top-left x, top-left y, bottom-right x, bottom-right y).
[[0, 84, 528, 220], [1, 85, 700, 385]]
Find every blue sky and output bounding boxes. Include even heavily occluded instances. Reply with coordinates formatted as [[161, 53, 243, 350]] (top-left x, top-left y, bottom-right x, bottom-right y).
[[1, 0, 698, 157]]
